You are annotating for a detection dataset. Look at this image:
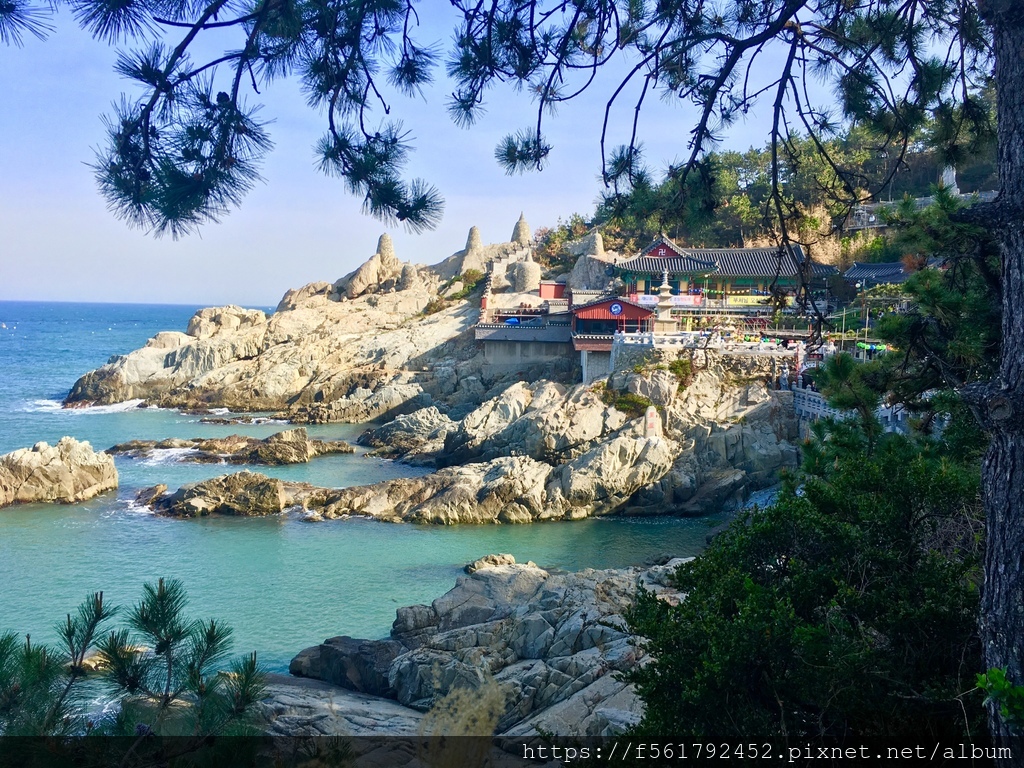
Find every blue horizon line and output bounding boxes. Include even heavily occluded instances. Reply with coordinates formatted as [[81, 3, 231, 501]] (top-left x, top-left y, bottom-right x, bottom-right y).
[[0, 299, 277, 310]]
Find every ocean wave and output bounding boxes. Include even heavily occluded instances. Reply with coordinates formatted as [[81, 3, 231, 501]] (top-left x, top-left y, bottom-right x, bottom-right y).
[[101, 498, 156, 518], [70, 399, 147, 414], [19, 399, 64, 412], [26, 398, 151, 414], [138, 447, 203, 466]]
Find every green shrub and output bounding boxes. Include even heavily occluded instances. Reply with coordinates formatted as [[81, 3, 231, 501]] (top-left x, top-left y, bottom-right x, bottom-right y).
[[615, 391, 654, 417], [668, 357, 692, 386], [0, 579, 266, 739], [625, 427, 985, 751], [423, 297, 448, 315]]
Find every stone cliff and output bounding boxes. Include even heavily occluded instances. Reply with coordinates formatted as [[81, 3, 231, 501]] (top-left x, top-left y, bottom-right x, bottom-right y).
[[65, 223, 559, 417], [138, 350, 797, 524], [264, 555, 686, 739]]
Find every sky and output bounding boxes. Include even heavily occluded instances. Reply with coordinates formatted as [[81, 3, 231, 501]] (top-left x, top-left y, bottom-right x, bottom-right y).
[[0, 6, 784, 307]]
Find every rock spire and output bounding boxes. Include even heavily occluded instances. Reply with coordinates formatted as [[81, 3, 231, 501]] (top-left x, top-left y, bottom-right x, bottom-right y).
[[511, 213, 531, 246]]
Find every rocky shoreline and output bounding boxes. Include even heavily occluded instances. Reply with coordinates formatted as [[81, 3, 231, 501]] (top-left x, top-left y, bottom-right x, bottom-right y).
[[260, 554, 686, 739], [130, 358, 796, 524]]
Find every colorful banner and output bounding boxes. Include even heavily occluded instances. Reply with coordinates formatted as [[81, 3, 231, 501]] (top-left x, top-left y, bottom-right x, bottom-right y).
[[671, 295, 703, 306], [725, 295, 795, 307], [726, 295, 770, 307]]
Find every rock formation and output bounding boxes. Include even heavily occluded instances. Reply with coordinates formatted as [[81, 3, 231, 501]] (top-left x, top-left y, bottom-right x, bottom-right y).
[[433, 218, 534, 281], [0, 437, 118, 507], [341, 351, 799, 519], [509, 253, 541, 293], [334, 234, 408, 300], [64, 287, 476, 415], [278, 556, 688, 738], [64, 214, 565, 418], [145, 471, 303, 517], [511, 212, 531, 246], [108, 428, 353, 465], [357, 406, 456, 464]]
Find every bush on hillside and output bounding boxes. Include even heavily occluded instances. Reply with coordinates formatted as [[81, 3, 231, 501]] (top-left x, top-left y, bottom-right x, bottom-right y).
[[625, 423, 986, 753]]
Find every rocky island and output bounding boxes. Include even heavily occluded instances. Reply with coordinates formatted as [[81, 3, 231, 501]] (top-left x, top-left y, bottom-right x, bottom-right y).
[[0, 437, 118, 508]]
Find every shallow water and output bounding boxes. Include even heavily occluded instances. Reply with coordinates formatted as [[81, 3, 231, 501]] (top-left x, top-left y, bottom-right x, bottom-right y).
[[0, 302, 723, 671]]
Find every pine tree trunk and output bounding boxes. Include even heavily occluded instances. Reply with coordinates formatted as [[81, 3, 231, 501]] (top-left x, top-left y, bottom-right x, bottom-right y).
[[982, 2, 1024, 761]]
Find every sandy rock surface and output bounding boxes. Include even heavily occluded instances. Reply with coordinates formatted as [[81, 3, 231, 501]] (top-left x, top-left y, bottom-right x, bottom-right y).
[[0, 437, 118, 507]]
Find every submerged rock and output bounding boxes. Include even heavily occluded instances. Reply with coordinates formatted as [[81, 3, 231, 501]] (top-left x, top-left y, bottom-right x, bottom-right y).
[[0, 437, 118, 507]]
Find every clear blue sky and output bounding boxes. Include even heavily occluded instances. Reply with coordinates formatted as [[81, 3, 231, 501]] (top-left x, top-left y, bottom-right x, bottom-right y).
[[0, 7, 782, 306]]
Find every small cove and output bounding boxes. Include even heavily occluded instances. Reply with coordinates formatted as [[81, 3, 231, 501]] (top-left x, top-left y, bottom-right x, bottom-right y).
[[0, 301, 725, 672]]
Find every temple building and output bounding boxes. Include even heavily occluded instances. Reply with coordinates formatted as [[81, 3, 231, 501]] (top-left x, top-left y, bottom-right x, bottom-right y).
[[473, 231, 838, 383], [614, 235, 836, 312]]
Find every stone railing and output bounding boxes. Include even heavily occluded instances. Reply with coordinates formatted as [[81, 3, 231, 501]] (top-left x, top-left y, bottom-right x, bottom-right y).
[[611, 331, 797, 357], [793, 388, 915, 434]]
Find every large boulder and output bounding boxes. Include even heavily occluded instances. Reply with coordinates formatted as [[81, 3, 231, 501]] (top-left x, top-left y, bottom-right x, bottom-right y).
[[357, 406, 456, 463], [290, 636, 403, 698], [0, 437, 118, 507], [147, 471, 290, 517]]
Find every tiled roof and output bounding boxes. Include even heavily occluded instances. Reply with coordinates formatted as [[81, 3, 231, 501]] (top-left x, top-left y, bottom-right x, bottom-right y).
[[843, 261, 911, 284], [618, 240, 837, 279], [570, 296, 652, 314]]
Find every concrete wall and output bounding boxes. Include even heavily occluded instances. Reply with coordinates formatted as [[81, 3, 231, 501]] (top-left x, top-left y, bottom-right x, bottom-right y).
[[581, 350, 613, 383], [482, 340, 575, 369]]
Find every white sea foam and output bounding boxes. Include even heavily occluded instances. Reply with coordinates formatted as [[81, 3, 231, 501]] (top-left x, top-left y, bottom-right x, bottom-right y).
[[20, 398, 63, 412], [71, 399, 147, 414], [102, 498, 155, 518], [27, 398, 151, 414], [139, 447, 203, 466]]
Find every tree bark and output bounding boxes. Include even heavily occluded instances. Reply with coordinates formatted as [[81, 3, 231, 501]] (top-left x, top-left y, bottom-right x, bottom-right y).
[[981, 2, 1024, 761]]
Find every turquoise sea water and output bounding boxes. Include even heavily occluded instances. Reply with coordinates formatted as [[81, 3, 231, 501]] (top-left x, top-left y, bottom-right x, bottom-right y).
[[0, 302, 725, 671]]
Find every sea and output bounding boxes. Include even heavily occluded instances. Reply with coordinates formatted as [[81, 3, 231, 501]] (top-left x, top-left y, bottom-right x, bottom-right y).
[[0, 301, 729, 672]]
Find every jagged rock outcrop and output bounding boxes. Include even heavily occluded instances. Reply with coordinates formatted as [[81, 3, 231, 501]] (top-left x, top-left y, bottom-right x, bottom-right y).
[[108, 428, 353, 465], [357, 406, 456, 464], [138, 428, 676, 524], [276, 282, 333, 312], [334, 234, 408, 300], [0, 437, 118, 507], [337, 351, 799, 517], [307, 432, 676, 524], [64, 287, 476, 414], [281, 557, 689, 738], [442, 381, 628, 465], [146, 471, 302, 517]]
